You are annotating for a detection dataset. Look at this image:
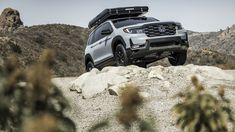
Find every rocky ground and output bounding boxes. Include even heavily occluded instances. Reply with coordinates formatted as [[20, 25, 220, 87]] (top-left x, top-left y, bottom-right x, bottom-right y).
[[53, 65, 235, 132]]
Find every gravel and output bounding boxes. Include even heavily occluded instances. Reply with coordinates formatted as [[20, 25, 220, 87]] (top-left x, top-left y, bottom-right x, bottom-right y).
[[52, 65, 235, 132]]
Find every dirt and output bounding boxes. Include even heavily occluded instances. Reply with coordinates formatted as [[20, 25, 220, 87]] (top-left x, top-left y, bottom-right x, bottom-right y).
[[53, 65, 235, 132]]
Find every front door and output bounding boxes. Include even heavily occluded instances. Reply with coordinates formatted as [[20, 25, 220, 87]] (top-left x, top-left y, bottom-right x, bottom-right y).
[[92, 22, 113, 65]]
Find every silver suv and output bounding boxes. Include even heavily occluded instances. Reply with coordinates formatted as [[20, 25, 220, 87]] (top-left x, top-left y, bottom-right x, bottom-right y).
[[85, 6, 189, 71]]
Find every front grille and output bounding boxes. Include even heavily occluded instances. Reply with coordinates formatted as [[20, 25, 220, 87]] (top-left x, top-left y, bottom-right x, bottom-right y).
[[144, 23, 176, 37]]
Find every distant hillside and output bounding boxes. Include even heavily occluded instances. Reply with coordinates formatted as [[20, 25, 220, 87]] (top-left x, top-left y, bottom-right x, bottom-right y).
[[151, 48, 235, 69], [189, 25, 235, 55], [0, 8, 87, 76], [0, 24, 89, 77]]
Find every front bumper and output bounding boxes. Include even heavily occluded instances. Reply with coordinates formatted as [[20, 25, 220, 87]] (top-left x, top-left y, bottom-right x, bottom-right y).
[[127, 35, 189, 59]]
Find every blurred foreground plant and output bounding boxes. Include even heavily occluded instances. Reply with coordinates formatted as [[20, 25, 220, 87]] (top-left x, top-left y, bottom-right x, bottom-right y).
[[172, 76, 235, 132], [117, 84, 143, 128], [0, 49, 75, 132], [89, 84, 156, 132]]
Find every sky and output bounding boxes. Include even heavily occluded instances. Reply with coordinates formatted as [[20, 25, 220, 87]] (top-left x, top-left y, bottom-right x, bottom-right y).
[[0, 0, 235, 32]]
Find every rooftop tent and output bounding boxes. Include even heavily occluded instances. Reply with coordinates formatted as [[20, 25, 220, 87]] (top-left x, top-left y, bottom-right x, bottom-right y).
[[88, 6, 149, 29]]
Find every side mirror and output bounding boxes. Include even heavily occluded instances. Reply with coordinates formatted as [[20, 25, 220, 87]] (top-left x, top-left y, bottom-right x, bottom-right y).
[[101, 29, 112, 35]]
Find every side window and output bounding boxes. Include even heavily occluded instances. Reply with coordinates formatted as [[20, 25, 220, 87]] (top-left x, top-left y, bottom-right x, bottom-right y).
[[94, 26, 103, 43], [102, 23, 113, 33], [94, 22, 113, 43], [88, 32, 95, 45]]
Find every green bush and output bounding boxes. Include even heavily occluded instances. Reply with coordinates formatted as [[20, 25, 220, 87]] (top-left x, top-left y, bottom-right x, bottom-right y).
[[172, 76, 235, 132], [0, 49, 75, 132]]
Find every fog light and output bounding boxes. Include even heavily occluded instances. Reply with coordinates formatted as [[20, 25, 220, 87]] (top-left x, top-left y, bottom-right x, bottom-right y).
[[132, 45, 140, 49]]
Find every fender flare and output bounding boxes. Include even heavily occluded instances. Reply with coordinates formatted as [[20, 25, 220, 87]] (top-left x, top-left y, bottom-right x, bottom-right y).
[[84, 54, 93, 65], [111, 35, 127, 53]]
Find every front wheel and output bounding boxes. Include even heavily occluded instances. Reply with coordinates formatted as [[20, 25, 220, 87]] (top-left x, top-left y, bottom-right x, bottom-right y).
[[114, 44, 129, 66], [168, 51, 187, 66], [86, 61, 94, 72]]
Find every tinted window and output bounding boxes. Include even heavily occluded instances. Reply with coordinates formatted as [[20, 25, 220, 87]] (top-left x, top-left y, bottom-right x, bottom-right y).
[[112, 17, 158, 28], [93, 26, 103, 43], [93, 23, 113, 43], [102, 22, 113, 32], [88, 32, 95, 45]]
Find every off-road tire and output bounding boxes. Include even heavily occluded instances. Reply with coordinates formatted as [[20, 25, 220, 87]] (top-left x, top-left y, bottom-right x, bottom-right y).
[[86, 61, 94, 72], [115, 44, 129, 66], [168, 51, 187, 66]]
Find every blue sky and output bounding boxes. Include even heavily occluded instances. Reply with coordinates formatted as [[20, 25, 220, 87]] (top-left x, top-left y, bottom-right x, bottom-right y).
[[0, 0, 235, 32]]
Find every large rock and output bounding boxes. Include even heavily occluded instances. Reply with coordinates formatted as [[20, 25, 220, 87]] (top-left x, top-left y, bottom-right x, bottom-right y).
[[108, 82, 130, 96], [69, 69, 99, 93], [101, 65, 147, 76], [69, 65, 234, 99], [54, 65, 235, 132], [69, 68, 129, 99], [148, 69, 164, 80], [0, 8, 23, 32]]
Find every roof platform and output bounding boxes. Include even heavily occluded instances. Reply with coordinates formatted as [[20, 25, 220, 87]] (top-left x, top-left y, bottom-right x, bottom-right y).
[[88, 6, 149, 29]]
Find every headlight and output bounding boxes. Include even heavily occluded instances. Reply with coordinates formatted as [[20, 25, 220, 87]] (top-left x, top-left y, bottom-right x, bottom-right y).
[[123, 28, 144, 34], [176, 24, 183, 30]]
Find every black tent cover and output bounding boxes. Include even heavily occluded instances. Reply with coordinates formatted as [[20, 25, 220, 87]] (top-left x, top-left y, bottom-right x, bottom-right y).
[[88, 6, 149, 29]]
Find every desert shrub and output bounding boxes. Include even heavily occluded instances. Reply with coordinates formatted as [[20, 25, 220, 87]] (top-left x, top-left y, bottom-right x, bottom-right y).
[[34, 35, 45, 45], [0, 49, 75, 132], [7, 40, 22, 54], [172, 76, 235, 132], [89, 84, 156, 132]]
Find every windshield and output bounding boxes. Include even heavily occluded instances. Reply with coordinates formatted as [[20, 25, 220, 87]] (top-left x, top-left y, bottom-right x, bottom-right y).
[[112, 17, 158, 28]]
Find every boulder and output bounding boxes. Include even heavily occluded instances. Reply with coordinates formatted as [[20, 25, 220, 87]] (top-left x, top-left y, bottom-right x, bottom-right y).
[[108, 82, 129, 96], [69, 65, 234, 99], [69, 68, 99, 92], [69, 68, 128, 99], [101, 66, 130, 76], [101, 65, 147, 76], [148, 70, 164, 80], [108, 83, 150, 99], [0, 8, 23, 32], [139, 92, 150, 99], [82, 72, 128, 98]]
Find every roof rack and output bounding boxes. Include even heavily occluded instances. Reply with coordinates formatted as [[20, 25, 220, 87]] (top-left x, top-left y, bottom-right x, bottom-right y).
[[88, 6, 149, 29]]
